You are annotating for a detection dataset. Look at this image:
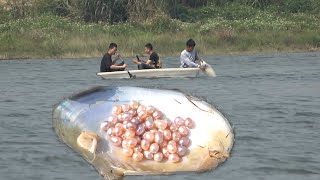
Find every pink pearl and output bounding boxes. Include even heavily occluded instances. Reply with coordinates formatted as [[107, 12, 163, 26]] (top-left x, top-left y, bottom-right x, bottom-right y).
[[110, 136, 122, 147], [178, 126, 189, 137], [112, 105, 122, 115], [117, 113, 124, 122], [149, 143, 159, 154], [159, 140, 168, 148], [146, 106, 156, 115], [113, 126, 124, 137], [154, 152, 164, 162], [143, 131, 155, 143], [124, 130, 135, 139], [107, 115, 118, 124], [164, 118, 172, 126], [132, 152, 144, 162], [100, 121, 112, 131], [129, 101, 139, 110], [143, 150, 153, 160], [152, 110, 163, 119], [172, 132, 181, 142], [131, 117, 141, 124], [134, 135, 141, 144], [127, 138, 138, 148], [177, 145, 187, 156], [122, 112, 133, 122], [167, 141, 177, 153], [184, 117, 194, 128], [138, 110, 148, 120], [121, 104, 130, 112], [145, 117, 154, 129], [136, 124, 146, 136], [169, 124, 179, 132], [154, 120, 168, 130], [134, 146, 142, 152], [162, 147, 170, 158], [125, 122, 137, 130], [163, 129, 172, 140], [174, 116, 185, 126], [137, 105, 146, 114], [128, 109, 137, 117], [140, 139, 150, 151], [179, 137, 190, 147], [122, 139, 129, 148], [154, 131, 164, 144], [168, 153, 180, 163], [122, 148, 133, 157], [107, 127, 115, 136]]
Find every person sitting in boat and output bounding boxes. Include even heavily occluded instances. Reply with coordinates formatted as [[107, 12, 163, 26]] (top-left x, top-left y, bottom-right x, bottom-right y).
[[180, 39, 205, 69], [100, 43, 128, 72], [132, 43, 160, 69]]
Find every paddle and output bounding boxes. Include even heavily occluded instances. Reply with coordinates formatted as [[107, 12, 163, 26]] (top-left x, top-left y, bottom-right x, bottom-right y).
[[118, 57, 135, 78], [199, 59, 216, 77]]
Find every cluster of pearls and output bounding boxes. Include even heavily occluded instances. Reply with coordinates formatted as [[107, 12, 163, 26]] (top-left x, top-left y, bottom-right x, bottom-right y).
[[100, 101, 194, 163]]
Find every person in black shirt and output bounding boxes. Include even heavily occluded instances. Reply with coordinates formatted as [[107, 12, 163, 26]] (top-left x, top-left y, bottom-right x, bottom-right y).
[[100, 43, 128, 72], [132, 43, 160, 69]]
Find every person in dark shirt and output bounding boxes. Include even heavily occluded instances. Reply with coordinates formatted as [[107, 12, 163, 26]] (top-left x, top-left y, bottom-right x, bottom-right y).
[[100, 43, 127, 72], [132, 43, 160, 69]]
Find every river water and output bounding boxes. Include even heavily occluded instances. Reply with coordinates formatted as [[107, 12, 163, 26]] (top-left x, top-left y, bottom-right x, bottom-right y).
[[0, 53, 319, 180]]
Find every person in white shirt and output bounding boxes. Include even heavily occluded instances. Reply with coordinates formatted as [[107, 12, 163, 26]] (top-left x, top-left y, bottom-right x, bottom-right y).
[[180, 39, 205, 69]]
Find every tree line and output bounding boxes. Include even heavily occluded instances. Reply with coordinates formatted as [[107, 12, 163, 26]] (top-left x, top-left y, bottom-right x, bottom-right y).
[[1, 0, 319, 23]]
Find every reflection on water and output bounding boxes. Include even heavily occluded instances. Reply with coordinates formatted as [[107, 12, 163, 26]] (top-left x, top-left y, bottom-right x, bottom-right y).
[[0, 52, 320, 180]]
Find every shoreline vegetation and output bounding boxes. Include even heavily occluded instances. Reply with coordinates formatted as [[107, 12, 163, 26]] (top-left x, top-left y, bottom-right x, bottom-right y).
[[0, 0, 320, 60]]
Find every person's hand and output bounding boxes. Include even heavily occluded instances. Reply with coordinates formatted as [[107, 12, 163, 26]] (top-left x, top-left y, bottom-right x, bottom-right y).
[[122, 64, 128, 68], [116, 54, 121, 58], [132, 59, 139, 64]]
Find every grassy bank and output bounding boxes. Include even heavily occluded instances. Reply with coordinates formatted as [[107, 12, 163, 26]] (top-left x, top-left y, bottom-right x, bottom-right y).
[[1, 5, 320, 59]]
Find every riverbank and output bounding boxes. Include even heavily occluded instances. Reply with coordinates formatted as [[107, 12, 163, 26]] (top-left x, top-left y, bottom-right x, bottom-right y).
[[1, 11, 319, 60]]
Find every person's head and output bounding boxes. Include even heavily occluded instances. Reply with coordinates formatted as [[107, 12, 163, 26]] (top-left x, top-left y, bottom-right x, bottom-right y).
[[108, 43, 118, 55], [186, 39, 196, 52], [144, 43, 153, 54]]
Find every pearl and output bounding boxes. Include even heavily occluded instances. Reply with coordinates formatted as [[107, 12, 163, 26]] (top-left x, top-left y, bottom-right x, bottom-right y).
[[136, 124, 146, 136], [121, 104, 130, 112], [184, 117, 194, 128], [167, 141, 177, 153], [178, 126, 189, 136], [129, 101, 139, 110], [140, 139, 150, 151], [174, 116, 185, 126], [122, 139, 129, 148], [169, 124, 179, 132], [125, 122, 137, 131], [113, 126, 124, 137], [134, 136, 141, 144], [124, 130, 135, 139], [127, 138, 138, 148], [131, 117, 141, 124], [132, 152, 144, 162], [107, 127, 114, 136], [143, 132, 154, 143], [117, 113, 124, 122], [179, 137, 190, 147], [177, 145, 187, 156], [168, 153, 180, 163], [172, 131, 181, 142], [146, 106, 156, 115], [122, 112, 133, 122], [145, 117, 154, 129], [159, 140, 168, 148], [152, 110, 163, 119], [162, 147, 170, 158], [143, 150, 153, 160], [163, 129, 172, 140], [133, 146, 142, 152], [100, 121, 112, 131], [154, 131, 164, 144], [112, 105, 122, 115], [107, 115, 118, 124], [110, 136, 122, 147], [138, 110, 148, 120], [149, 143, 159, 154], [154, 120, 168, 130], [137, 105, 146, 114], [122, 148, 134, 157], [128, 109, 137, 117], [154, 152, 164, 162]]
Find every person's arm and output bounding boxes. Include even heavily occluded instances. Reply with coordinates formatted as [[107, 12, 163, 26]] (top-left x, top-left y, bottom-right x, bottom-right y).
[[110, 64, 127, 69], [180, 52, 200, 68]]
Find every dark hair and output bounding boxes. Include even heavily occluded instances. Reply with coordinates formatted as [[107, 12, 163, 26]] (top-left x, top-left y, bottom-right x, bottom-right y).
[[109, 43, 117, 49], [145, 43, 153, 50], [186, 39, 196, 47]]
